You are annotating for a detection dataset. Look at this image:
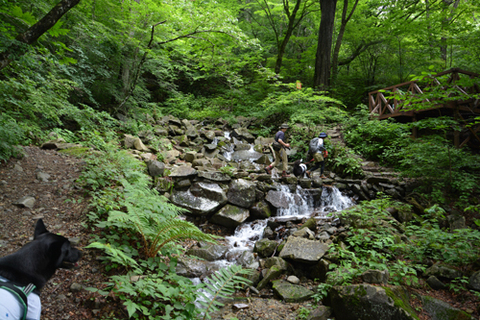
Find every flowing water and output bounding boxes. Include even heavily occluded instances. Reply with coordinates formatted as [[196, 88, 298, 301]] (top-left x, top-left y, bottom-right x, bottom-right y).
[[224, 184, 354, 261], [193, 132, 355, 307]]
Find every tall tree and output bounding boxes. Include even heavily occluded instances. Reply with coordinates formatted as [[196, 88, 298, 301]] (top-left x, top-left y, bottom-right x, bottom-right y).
[[0, 0, 81, 71], [244, 0, 317, 74], [331, 0, 359, 85], [313, 0, 337, 89]]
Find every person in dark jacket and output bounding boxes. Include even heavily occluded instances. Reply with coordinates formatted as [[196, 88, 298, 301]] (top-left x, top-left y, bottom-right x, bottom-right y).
[[265, 123, 290, 178]]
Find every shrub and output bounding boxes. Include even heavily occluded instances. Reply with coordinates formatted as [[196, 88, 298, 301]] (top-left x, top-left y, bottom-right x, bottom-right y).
[[0, 114, 25, 162]]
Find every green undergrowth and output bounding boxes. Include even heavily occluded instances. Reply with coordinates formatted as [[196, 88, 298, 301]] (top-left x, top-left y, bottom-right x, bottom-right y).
[[77, 144, 251, 319], [314, 196, 480, 303]]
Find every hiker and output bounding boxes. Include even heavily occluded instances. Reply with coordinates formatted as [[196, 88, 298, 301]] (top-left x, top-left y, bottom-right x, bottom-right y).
[[265, 123, 291, 178], [306, 132, 328, 179]]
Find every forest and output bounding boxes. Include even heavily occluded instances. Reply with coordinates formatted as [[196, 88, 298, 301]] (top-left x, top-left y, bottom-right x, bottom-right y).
[[1, 0, 480, 319]]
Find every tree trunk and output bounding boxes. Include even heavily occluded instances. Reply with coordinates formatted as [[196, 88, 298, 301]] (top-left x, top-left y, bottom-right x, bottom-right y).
[[0, 0, 81, 71], [313, 0, 337, 90], [331, 0, 359, 86], [274, 0, 303, 74]]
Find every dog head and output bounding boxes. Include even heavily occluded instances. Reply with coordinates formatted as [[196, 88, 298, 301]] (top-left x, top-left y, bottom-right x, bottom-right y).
[[34, 219, 82, 270]]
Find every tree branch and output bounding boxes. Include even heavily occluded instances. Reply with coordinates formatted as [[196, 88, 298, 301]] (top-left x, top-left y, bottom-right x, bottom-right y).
[[0, 0, 81, 71]]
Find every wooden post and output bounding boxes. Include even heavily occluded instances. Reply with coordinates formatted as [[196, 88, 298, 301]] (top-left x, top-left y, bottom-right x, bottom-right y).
[[454, 105, 460, 148], [411, 114, 418, 139]]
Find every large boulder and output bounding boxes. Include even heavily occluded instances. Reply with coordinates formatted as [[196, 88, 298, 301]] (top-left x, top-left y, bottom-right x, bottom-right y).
[[171, 190, 224, 216], [190, 182, 227, 205], [254, 238, 278, 258], [169, 165, 197, 179], [329, 285, 418, 320], [186, 244, 229, 261], [420, 295, 474, 320], [147, 160, 165, 177], [175, 257, 217, 278], [271, 280, 314, 302], [210, 204, 250, 228], [232, 127, 255, 143], [424, 262, 463, 280], [468, 270, 480, 291], [197, 170, 232, 183], [265, 190, 290, 209], [257, 266, 283, 290], [250, 201, 272, 219], [227, 179, 256, 208], [279, 236, 330, 264]]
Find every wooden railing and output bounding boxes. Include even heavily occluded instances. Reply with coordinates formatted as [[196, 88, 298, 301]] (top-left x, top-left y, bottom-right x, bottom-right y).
[[368, 68, 480, 119]]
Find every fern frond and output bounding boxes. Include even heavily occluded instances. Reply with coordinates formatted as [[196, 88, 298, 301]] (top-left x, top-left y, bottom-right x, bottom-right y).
[[198, 265, 253, 320]]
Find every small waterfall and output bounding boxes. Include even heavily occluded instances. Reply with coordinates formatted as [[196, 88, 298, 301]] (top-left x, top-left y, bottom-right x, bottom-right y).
[[276, 185, 314, 218], [225, 219, 268, 256], [319, 186, 355, 213]]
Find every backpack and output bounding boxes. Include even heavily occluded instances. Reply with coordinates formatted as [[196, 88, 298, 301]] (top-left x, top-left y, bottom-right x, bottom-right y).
[[308, 137, 324, 155]]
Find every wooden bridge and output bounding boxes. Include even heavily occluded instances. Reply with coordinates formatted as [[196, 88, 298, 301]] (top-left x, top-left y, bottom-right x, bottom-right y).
[[368, 68, 480, 149]]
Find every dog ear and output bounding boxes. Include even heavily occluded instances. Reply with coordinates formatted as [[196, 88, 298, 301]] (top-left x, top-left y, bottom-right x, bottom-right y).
[[34, 219, 48, 239]]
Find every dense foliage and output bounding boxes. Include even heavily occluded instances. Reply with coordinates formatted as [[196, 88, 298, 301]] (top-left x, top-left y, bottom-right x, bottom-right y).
[[1, 0, 480, 318]]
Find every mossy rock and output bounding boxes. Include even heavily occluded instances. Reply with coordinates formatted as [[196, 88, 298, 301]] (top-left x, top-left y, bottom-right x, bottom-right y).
[[58, 146, 91, 157]]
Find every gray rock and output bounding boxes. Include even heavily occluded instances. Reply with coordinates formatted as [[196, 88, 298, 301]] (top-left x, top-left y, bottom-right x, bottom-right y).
[[186, 244, 228, 261], [257, 265, 283, 290], [292, 228, 315, 240], [169, 165, 197, 179], [175, 257, 215, 278], [362, 269, 389, 285], [171, 190, 223, 215], [184, 151, 197, 163], [133, 138, 149, 151], [204, 143, 217, 152], [250, 201, 272, 219], [233, 127, 255, 143], [210, 204, 249, 228], [468, 270, 480, 291], [13, 196, 36, 209], [424, 262, 463, 280], [147, 160, 165, 177], [265, 190, 290, 209], [227, 179, 256, 208], [447, 214, 466, 231], [271, 280, 314, 302], [236, 251, 259, 269], [306, 306, 332, 320], [175, 179, 191, 189], [330, 284, 417, 320], [190, 182, 227, 204], [264, 257, 288, 272], [286, 275, 300, 284], [36, 172, 51, 182], [254, 238, 278, 258], [421, 295, 474, 320], [203, 130, 216, 141], [235, 143, 252, 151], [279, 236, 330, 264], [14, 164, 23, 172], [427, 276, 446, 290]]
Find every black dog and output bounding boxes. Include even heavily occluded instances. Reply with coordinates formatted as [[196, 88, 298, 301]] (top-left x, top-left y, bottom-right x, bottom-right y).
[[0, 219, 82, 320], [292, 159, 308, 178]]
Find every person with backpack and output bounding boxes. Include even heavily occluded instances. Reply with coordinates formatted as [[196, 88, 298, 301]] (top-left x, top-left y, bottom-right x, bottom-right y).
[[264, 123, 291, 178], [306, 132, 328, 179]]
